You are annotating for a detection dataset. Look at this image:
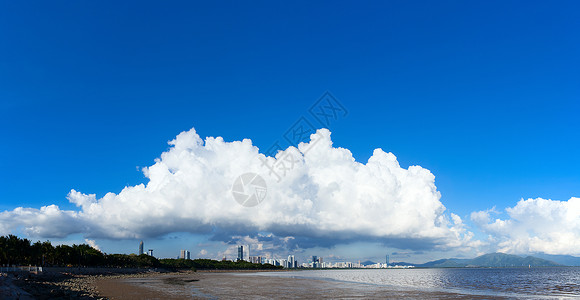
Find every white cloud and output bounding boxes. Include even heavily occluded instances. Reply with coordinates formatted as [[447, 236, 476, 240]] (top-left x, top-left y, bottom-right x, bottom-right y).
[[0, 205, 83, 238], [471, 197, 580, 255], [0, 127, 474, 251], [85, 239, 101, 252]]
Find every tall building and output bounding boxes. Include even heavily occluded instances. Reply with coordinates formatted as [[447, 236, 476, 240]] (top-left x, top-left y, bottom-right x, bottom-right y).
[[386, 255, 390, 267], [312, 256, 319, 268], [249, 256, 262, 264], [180, 250, 191, 260], [237, 245, 244, 261], [147, 249, 154, 257], [288, 255, 295, 269], [139, 241, 144, 255]]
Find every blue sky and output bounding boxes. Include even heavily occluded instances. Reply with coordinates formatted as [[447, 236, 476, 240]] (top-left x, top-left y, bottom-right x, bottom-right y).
[[1, 1, 579, 263]]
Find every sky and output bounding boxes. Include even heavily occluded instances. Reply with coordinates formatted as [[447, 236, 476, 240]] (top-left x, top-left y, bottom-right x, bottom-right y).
[[0, 1, 579, 264]]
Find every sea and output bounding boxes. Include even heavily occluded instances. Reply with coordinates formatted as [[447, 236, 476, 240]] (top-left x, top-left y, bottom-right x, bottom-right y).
[[250, 267, 580, 298]]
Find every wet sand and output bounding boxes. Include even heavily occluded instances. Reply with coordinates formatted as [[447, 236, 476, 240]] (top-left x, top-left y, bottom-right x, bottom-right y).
[[95, 271, 502, 299], [1, 273, 34, 299]]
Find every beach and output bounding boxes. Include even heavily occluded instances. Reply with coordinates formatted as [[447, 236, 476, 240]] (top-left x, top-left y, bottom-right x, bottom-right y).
[[0, 271, 496, 300], [3, 270, 501, 299], [93, 271, 500, 299], [8, 267, 580, 299]]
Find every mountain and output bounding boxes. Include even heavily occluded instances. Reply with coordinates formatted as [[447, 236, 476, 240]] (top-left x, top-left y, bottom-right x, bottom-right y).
[[389, 261, 417, 266], [416, 253, 561, 268], [360, 260, 376, 266], [533, 253, 580, 266], [419, 258, 469, 268], [468, 253, 560, 267]]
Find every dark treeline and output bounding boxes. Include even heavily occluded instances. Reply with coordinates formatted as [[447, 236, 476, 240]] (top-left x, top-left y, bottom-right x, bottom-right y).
[[0, 235, 282, 270], [160, 258, 281, 270], [1, 235, 159, 268]]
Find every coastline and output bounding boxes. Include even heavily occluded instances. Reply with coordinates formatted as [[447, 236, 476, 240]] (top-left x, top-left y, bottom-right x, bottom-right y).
[[2, 269, 179, 299], [95, 271, 501, 299], [4, 269, 506, 299]]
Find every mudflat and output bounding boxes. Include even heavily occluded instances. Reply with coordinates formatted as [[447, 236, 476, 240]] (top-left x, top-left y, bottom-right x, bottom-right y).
[[95, 271, 498, 299]]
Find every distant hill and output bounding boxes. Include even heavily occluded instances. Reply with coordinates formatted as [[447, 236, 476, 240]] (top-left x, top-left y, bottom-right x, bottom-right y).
[[533, 253, 580, 266], [415, 253, 560, 268], [361, 260, 376, 266], [468, 253, 560, 267], [389, 261, 417, 267], [419, 258, 469, 268]]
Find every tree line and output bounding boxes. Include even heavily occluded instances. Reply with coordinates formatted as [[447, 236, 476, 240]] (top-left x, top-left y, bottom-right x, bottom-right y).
[[160, 258, 281, 270], [0, 235, 282, 270]]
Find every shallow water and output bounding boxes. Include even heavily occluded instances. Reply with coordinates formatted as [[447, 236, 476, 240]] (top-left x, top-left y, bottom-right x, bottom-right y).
[[250, 267, 580, 298]]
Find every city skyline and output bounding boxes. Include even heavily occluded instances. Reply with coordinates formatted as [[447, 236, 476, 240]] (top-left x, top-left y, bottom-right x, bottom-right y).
[[0, 1, 579, 264], [135, 240, 404, 266], [160, 240, 404, 269]]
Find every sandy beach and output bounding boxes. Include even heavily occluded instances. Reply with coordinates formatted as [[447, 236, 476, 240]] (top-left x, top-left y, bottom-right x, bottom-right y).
[[3, 269, 508, 299], [93, 271, 501, 299]]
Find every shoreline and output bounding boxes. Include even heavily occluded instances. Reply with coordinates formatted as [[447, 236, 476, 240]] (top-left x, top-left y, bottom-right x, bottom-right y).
[[4, 269, 507, 299], [95, 271, 501, 299], [3, 269, 186, 299]]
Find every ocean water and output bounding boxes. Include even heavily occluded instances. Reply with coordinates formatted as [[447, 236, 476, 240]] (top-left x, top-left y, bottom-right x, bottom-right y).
[[251, 267, 580, 298]]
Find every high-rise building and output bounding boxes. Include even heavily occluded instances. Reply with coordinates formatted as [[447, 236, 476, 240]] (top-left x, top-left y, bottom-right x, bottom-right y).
[[180, 250, 191, 260], [249, 256, 262, 264], [287, 255, 295, 268], [312, 256, 319, 268], [237, 246, 244, 261], [139, 241, 144, 255], [147, 249, 154, 257], [386, 255, 390, 267]]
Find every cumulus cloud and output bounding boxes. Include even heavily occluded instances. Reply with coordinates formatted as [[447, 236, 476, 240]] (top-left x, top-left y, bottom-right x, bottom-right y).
[[471, 197, 580, 255], [0, 205, 84, 238], [217, 234, 303, 261], [85, 239, 102, 252], [0, 127, 474, 251]]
